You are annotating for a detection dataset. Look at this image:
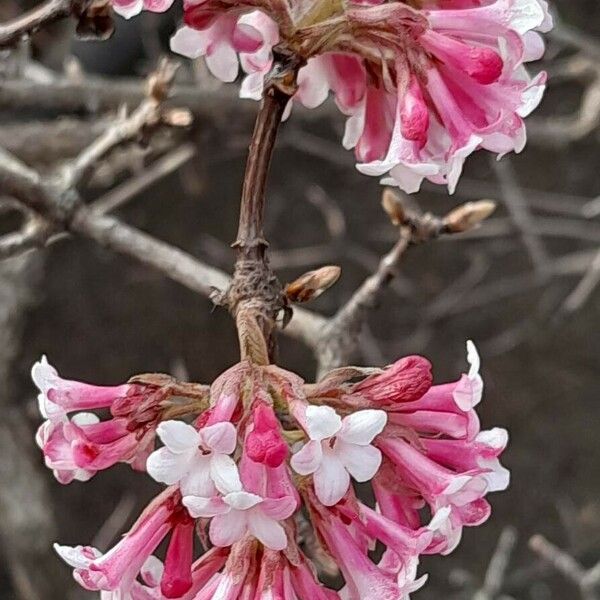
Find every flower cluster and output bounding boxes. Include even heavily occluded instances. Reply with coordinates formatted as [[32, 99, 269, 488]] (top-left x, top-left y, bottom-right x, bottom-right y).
[[111, 0, 552, 193], [34, 341, 509, 599]]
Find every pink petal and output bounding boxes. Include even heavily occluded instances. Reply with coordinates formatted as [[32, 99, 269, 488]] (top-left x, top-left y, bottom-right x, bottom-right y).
[[201, 421, 237, 454], [290, 440, 322, 475], [261, 495, 297, 520]]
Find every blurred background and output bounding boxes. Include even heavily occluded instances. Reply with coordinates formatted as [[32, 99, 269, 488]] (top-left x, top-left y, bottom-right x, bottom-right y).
[[0, 1, 599, 598]]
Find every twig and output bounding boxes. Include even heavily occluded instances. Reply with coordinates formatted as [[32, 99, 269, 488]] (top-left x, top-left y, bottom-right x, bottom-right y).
[[529, 534, 600, 600], [473, 527, 518, 600], [561, 248, 600, 313], [226, 61, 299, 364], [90, 143, 196, 214], [491, 157, 550, 276], [0, 0, 91, 48], [313, 191, 496, 374]]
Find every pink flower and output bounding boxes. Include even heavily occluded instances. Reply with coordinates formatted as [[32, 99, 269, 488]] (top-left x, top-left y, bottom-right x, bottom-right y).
[[245, 401, 288, 468], [291, 405, 387, 506], [168, 0, 551, 193], [55, 490, 180, 593], [111, 0, 174, 20], [184, 489, 296, 550], [32, 356, 164, 482], [147, 420, 240, 496], [170, 11, 270, 83]]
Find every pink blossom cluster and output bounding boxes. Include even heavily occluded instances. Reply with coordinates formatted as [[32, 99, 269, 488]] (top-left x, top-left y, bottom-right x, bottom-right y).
[[34, 341, 509, 599], [111, 0, 551, 193]]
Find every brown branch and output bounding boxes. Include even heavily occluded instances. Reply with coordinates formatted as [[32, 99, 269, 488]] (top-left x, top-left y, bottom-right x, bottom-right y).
[[313, 191, 496, 374], [226, 62, 299, 364], [0, 0, 91, 48], [529, 535, 600, 600]]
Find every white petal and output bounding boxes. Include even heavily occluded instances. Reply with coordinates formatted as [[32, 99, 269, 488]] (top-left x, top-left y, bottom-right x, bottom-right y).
[[201, 421, 237, 455], [313, 448, 350, 506], [209, 453, 242, 494], [290, 440, 322, 475], [182, 495, 229, 518], [180, 455, 214, 496], [336, 441, 382, 482], [210, 510, 247, 547], [338, 409, 387, 445], [476, 427, 509, 450], [224, 491, 262, 511], [112, 0, 144, 19], [479, 458, 511, 492], [170, 26, 207, 59], [304, 405, 342, 441], [31, 355, 57, 394], [71, 412, 100, 426], [146, 447, 193, 485], [156, 421, 200, 453], [466, 340, 480, 378], [206, 42, 239, 83], [53, 543, 100, 569], [248, 510, 288, 551]]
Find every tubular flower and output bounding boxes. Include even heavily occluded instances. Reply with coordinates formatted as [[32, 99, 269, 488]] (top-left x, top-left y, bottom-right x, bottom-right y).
[[163, 0, 552, 193], [39, 341, 508, 599]]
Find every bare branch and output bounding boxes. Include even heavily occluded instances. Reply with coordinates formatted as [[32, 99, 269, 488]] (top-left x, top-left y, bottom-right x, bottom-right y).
[[491, 157, 550, 276], [561, 248, 600, 313], [313, 191, 496, 374], [473, 527, 518, 600], [0, 0, 90, 48]]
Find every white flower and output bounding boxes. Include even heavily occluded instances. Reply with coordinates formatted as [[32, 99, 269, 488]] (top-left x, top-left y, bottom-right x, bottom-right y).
[[146, 420, 240, 496], [31, 355, 63, 421], [183, 490, 296, 551], [453, 340, 484, 411], [291, 405, 387, 506]]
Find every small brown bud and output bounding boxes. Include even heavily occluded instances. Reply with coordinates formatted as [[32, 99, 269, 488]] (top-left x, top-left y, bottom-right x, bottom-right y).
[[443, 200, 496, 233], [147, 59, 178, 103], [285, 265, 341, 303], [381, 188, 407, 226]]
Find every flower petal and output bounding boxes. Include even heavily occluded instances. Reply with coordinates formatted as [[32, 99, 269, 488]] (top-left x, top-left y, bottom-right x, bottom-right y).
[[157, 421, 200, 453], [313, 448, 350, 506], [206, 42, 239, 83], [180, 455, 215, 497], [304, 405, 342, 441], [261, 495, 297, 520], [146, 447, 193, 485], [210, 453, 242, 495], [201, 421, 237, 455], [248, 510, 288, 551], [336, 440, 382, 482], [209, 510, 247, 547], [290, 440, 322, 476], [182, 495, 229, 518], [223, 491, 262, 511], [338, 409, 387, 445]]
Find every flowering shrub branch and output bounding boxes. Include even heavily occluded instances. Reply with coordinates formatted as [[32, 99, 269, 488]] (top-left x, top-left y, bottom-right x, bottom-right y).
[[0, 0, 562, 597]]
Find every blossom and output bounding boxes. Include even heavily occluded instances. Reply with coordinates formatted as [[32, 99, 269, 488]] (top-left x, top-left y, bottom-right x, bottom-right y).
[[167, 0, 552, 193], [44, 345, 508, 598], [111, 0, 174, 20], [147, 420, 240, 496], [291, 405, 387, 505], [32, 356, 171, 483]]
